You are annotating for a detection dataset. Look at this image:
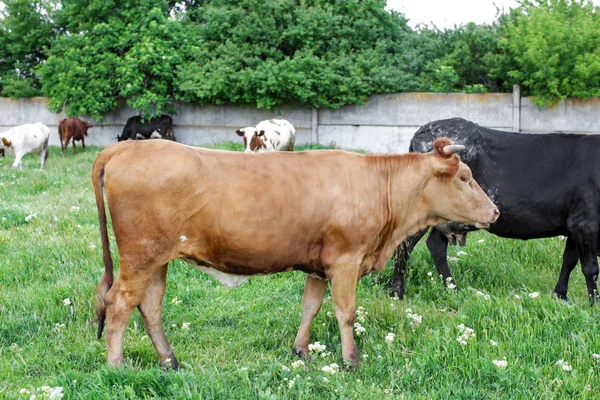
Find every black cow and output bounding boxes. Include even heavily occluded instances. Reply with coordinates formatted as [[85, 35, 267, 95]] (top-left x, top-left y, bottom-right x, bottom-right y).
[[118, 115, 175, 142], [391, 117, 600, 305]]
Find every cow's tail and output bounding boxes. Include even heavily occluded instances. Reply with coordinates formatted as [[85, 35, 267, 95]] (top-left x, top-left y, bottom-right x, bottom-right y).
[[91, 147, 119, 339]]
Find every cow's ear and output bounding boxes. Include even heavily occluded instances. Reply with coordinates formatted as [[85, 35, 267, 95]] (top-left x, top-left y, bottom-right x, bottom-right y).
[[236, 129, 245, 137], [258, 130, 265, 137], [1, 138, 11, 147], [432, 137, 461, 178]]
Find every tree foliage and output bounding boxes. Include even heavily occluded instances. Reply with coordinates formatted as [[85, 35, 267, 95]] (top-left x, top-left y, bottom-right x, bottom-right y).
[[499, 0, 600, 106], [0, 0, 55, 98], [1, 0, 600, 115]]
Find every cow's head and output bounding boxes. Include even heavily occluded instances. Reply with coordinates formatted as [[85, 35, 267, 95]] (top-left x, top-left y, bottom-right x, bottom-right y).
[[84, 122, 93, 135], [422, 138, 499, 229], [236, 127, 267, 153]]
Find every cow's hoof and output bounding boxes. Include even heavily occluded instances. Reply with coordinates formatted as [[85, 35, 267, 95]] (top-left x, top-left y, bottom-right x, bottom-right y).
[[343, 359, 361, 371], [552, 291, 570, 303], [160, 356, 180, 371], [293, 347, 308, 359]]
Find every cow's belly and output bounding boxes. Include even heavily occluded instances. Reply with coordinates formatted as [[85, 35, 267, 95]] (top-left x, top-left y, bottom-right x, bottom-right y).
[[183, 258, 252, 288]]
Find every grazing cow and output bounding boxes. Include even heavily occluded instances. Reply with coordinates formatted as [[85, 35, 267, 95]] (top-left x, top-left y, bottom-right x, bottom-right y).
[[92, 138, 498, 369], [118, 115, 175, 142], [0, 122, 49, 169], [58, 117, 93, 155], [391, 117, 600, 305], [236, 119, 295, 153]]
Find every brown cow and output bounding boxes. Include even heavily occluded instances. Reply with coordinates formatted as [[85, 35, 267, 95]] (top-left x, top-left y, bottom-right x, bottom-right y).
[[92, 138, 498, 369], [58, 118, 93, 155]]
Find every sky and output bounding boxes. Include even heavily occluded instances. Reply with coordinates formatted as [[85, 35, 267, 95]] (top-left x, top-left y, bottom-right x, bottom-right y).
[[385, 0, 521, 29]]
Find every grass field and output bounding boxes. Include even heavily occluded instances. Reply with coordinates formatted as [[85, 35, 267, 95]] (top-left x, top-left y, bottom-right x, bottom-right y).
[[1, 143, 600, 399]]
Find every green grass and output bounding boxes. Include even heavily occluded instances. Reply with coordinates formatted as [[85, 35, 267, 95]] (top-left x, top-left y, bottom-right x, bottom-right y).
[[1, 145, 600, 399]]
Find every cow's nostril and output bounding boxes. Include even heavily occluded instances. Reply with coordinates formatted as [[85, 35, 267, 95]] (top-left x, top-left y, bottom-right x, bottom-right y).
[[494, 209, 500, 217]]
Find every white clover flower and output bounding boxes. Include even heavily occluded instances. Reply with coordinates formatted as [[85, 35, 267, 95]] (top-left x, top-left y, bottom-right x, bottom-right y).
[[593, 353, 600, 360], [309, 342, 327, 353], [291, 360, 304, 369], [456, 251, 468, 257], [70, 206, 80, 212], [385, 332, 395, 344], [281, 365, 290, 372], [362, 354, 368, 359], [528, 292, 540, 298], [239, 367, 248, 371], [326, 311, 333, 317], [406, 312, 423, 325], [171, 297, 182, 305], [356, 306, 368, 323], [19, 388, 30, 395], [354, 322, 366, 335], [456, 324, 476, 345], [405, 308, 413, 314], [62, 298, 71, 306], [181, 322, 191, 331], [320, 351, 332, 359], [288, 379, 295, 388], [489, 339, 498, 347], [427, 272, 433, 277], [492, 359, 508, 369], [447, 283, 457, 290], [322, 363, 339, 375], [514, 294, 521, 299], [323, 377, 329, 383], [477, 239, 485, 244], [447, 256, 459, 262], [25, 213, 37, 222]]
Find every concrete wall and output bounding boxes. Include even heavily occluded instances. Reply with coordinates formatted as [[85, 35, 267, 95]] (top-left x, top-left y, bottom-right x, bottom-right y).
[[1, 88, 599, 154]]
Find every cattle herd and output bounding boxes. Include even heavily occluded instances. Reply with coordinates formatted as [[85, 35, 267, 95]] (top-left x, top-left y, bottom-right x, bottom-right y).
[[1, 114, 599, 370]]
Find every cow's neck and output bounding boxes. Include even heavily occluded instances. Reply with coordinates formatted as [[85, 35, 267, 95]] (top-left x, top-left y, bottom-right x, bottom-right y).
[[382, 154, 443, 250]]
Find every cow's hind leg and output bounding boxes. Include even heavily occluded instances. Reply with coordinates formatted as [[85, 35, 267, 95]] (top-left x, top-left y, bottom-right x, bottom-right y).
[[72, 140, 77, 155], [138, 264, 179, 370], [293, 275, 327, 359], [553, 237, 578, 302], [104, 262, 158, 367], [571, 224, 600, 305]]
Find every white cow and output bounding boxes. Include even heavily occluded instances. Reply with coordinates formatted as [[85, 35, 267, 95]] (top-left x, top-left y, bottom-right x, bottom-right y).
[[235, 119, 295, 153], [0, 122, 50, 169]]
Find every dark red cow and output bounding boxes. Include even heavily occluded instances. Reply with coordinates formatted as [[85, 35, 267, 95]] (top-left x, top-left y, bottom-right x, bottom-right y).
[[58, 118, 93, 156]]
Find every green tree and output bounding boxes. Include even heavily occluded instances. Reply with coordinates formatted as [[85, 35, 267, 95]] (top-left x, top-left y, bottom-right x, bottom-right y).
[[38, 0, 186, 120], [0, 0, 55, 98], [499, 0, 600, 106], [175, 0, 421, 109]]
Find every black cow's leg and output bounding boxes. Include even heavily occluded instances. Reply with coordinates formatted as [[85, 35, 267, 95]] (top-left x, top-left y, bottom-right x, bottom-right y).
[[390, 229, 428, 300], [553, 237, 578, 302], [571, 224, 600, 305], [426, 228, 456, 288]]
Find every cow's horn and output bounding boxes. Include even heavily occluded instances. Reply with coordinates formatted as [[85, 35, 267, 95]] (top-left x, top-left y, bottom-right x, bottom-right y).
[[442, 144, 465, 155]]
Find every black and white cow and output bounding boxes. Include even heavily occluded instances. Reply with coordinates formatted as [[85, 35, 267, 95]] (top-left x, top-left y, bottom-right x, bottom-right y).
[[118, 115, 175, 142], [391, 117, 600, 304]]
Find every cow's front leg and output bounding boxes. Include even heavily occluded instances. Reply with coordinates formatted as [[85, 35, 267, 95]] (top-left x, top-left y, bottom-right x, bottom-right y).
[[553, 237, 578, 302], [426, 228, 456, 288], [329, 268, 359, 367], [293, 275, 327, 359]]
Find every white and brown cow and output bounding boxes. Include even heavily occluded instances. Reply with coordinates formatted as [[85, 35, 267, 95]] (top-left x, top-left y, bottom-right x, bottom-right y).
[[236, 119, 295, 152], [92, 138, 498, 369], [0, 122, 50, 169]]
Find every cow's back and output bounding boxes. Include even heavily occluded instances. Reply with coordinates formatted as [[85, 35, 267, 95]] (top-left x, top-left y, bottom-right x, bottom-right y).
[[102, 140, 383, 271]]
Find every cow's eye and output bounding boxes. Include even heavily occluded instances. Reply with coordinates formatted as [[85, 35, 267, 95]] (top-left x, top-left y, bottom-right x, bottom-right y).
[[460, 175, 471, 183]]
